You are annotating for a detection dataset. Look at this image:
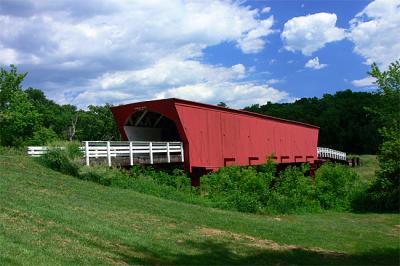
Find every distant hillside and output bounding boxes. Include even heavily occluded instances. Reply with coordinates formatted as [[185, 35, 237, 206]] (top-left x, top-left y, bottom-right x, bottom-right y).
[[0, 152, 398, 265]]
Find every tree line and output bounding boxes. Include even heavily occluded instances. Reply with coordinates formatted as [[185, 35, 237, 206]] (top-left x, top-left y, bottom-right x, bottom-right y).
[[0, 65, 121, 147]]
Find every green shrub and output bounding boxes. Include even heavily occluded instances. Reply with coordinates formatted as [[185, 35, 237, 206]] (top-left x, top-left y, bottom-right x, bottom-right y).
[[362, 128, 400, 212], [64, 141, 83, 159], [315, 163, 360, 211], [0, 146, 25, 155], [45, 141, 83, 159], [201, 162, 361, 214], [38, 144, 364, 215], [39, 148, 80, 177], [226, 191, 263, 213], [201, 162, 276, 213], [38, 141, 82, 177], [79, 165, 133, 187], [140, 167, 191, 191], [255, 156, 277, 175], [25, 127, 59, 146], [77, 164, 209, 206], [267, 165, 319, 214]]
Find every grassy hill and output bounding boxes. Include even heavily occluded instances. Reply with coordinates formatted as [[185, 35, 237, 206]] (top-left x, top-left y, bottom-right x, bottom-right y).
[[0, 153, 399, 265]]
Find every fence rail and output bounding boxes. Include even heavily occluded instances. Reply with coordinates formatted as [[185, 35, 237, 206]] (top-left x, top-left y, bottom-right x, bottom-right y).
[[317, 147, 346, 161], [28, 143, 346, 166], [28, 141, 184, 166]]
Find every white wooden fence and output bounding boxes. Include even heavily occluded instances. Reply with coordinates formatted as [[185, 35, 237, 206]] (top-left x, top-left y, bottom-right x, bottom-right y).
[[28, 141, 184, 167], [317, 147, 346, 161], [28, 143, 346, 166]]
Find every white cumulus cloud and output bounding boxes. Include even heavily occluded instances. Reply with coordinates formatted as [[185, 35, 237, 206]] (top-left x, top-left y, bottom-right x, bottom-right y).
[[304, 57, 327, 70], [70, 57, 292, 108], [281, 12, 346, 55], [261, 7, 271, 14], [266, 78, 284, 85], [0, 0, 280, 108], [156, 82, 291, 109], [280, 1, 400, 69], [351, 76, 376, 87], [237, 16, 275, 54], [91, 58, 246, 91], [349, 0, 400, 68]]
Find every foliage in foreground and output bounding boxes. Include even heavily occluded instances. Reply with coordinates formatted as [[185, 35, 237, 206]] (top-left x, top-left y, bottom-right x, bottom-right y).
[[38, 148, 362, 214], [361, 60, 400, 212], [201, 162, 361, 214], [315, 163, 360, 211], [2, 153, 399, 265], [39, 141, 82, 177]]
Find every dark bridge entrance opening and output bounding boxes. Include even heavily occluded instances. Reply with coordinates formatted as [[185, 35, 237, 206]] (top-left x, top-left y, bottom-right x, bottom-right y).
[[124, 110, 181, 142]]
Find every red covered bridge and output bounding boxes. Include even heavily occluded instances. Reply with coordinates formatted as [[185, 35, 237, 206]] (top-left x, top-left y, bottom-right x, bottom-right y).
[[110, 98, 319, 179]]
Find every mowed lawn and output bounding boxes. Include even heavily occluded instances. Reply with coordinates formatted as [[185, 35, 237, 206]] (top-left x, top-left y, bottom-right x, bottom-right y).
[[0, 154, 399, 265]]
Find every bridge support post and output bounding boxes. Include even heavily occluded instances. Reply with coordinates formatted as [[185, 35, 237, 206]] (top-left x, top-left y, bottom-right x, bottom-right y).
[[166, 142, 170, 163], [129, 142, 133, 166], [85, 141, 89, 166], [180, 142, 184, 162], [149, 142, 153, 164], [107, 141, 111, 167]]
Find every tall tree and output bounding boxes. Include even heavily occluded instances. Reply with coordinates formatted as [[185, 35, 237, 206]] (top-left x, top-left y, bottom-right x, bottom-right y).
[[76, 104, 121, 141], [0, 90, 41, 146], [366, 60, 400, 211], [0, 65, 27, 111]]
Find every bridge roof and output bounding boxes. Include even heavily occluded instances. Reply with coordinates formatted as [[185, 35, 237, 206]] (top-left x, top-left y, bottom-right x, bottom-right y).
[[111, 98, 319, 129]]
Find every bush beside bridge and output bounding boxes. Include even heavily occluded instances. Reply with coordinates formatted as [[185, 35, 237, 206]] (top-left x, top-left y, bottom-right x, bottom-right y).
[[37, 147, 363, 214]]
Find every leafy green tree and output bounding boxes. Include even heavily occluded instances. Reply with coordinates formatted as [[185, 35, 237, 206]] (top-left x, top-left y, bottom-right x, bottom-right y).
[[26, 126, 59, 146], [25, 87, 78, 140], [76, 104, 121, 141], [0, 65, 124, 146], [0, 65, 27, 111], [0, 90, 42, 146], [366, 60, 400, 211]]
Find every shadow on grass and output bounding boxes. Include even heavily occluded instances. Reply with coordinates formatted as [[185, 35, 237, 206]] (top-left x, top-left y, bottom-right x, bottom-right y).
[[0, 256, 18, 265], [351, 193, 400, 214], [106, 238, 399, 265]]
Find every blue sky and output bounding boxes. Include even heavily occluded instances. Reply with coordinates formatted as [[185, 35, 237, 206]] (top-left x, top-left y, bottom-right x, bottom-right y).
[[204, 0, 395, 99], [0, 0, 399, 108]]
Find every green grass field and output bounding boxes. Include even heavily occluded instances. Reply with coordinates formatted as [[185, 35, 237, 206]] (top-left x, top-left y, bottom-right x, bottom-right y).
[[0, 153, 399, 265], [353, 155, 380, 184]]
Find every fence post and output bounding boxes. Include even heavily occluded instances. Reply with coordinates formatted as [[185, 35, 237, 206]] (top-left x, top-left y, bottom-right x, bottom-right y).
[[166, 142, 170, 163], [129, 141, 133, 166], [107, 141, 111, 167], [180, 142, 184, 162], [85, 141, 90, 166], [149, 142, 153, 164]]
